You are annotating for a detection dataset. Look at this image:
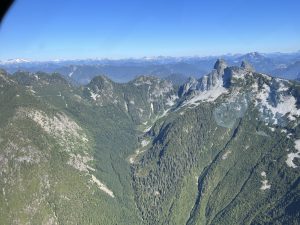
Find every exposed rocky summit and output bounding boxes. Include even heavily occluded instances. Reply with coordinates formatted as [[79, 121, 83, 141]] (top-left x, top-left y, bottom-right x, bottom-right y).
[[241, 60, 254, 71]]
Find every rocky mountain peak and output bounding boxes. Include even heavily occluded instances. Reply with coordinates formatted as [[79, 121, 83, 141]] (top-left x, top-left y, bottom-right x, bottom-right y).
[[179, 60, 229, 99], [179, 76, 199, 96], [132, 75, 159, 86], [89, 75, 113, 89], [1, 58, 300, 225], [239, 52, 266, 62], [214, 59, 228, 74], [241, 60, 254, 71]]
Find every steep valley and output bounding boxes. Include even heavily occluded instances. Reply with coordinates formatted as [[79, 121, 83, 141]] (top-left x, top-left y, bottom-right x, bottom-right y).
[[0, 59, 299, 225]]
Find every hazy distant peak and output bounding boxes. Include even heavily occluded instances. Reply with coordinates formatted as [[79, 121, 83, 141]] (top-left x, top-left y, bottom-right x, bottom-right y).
[[241, 52, 265, 60], [0, 58, 31, 64]]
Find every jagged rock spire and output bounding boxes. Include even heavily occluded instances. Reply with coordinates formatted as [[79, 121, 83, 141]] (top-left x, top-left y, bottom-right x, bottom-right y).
[[241, 60, 254, 71], [214, 59, 227, 74]]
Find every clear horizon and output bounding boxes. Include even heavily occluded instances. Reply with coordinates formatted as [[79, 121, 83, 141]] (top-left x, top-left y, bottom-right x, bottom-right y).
[[0, 0, 300, 61], [1, 49, 300, 62]]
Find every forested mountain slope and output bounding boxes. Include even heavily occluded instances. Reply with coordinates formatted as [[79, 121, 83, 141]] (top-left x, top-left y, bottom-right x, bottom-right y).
[[0, 59, 299, 224]]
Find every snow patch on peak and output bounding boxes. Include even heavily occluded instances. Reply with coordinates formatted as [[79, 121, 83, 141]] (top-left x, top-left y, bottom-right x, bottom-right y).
[[166, 95, 178, 107], [286, 139, 300, 168], [261, 171, 267, 177], [277, 79, 289, 92], [182, 86, 227, 107], [260, 171, 271, 190], [90, 91, 100, 101], [269, 127, 275, 132], [260, 180, 271, 191], [254, 83, 300, 125]]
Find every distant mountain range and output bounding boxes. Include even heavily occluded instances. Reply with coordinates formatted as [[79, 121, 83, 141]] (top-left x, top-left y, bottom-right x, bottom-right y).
[[1, 51, 300, 85]]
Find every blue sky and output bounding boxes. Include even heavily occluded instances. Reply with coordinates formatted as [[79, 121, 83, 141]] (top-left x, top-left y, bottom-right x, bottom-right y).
[[0, 0, 299, 60]]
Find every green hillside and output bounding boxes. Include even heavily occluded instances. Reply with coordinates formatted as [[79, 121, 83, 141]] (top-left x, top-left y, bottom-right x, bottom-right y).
[[0, 61, 299, 225]]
